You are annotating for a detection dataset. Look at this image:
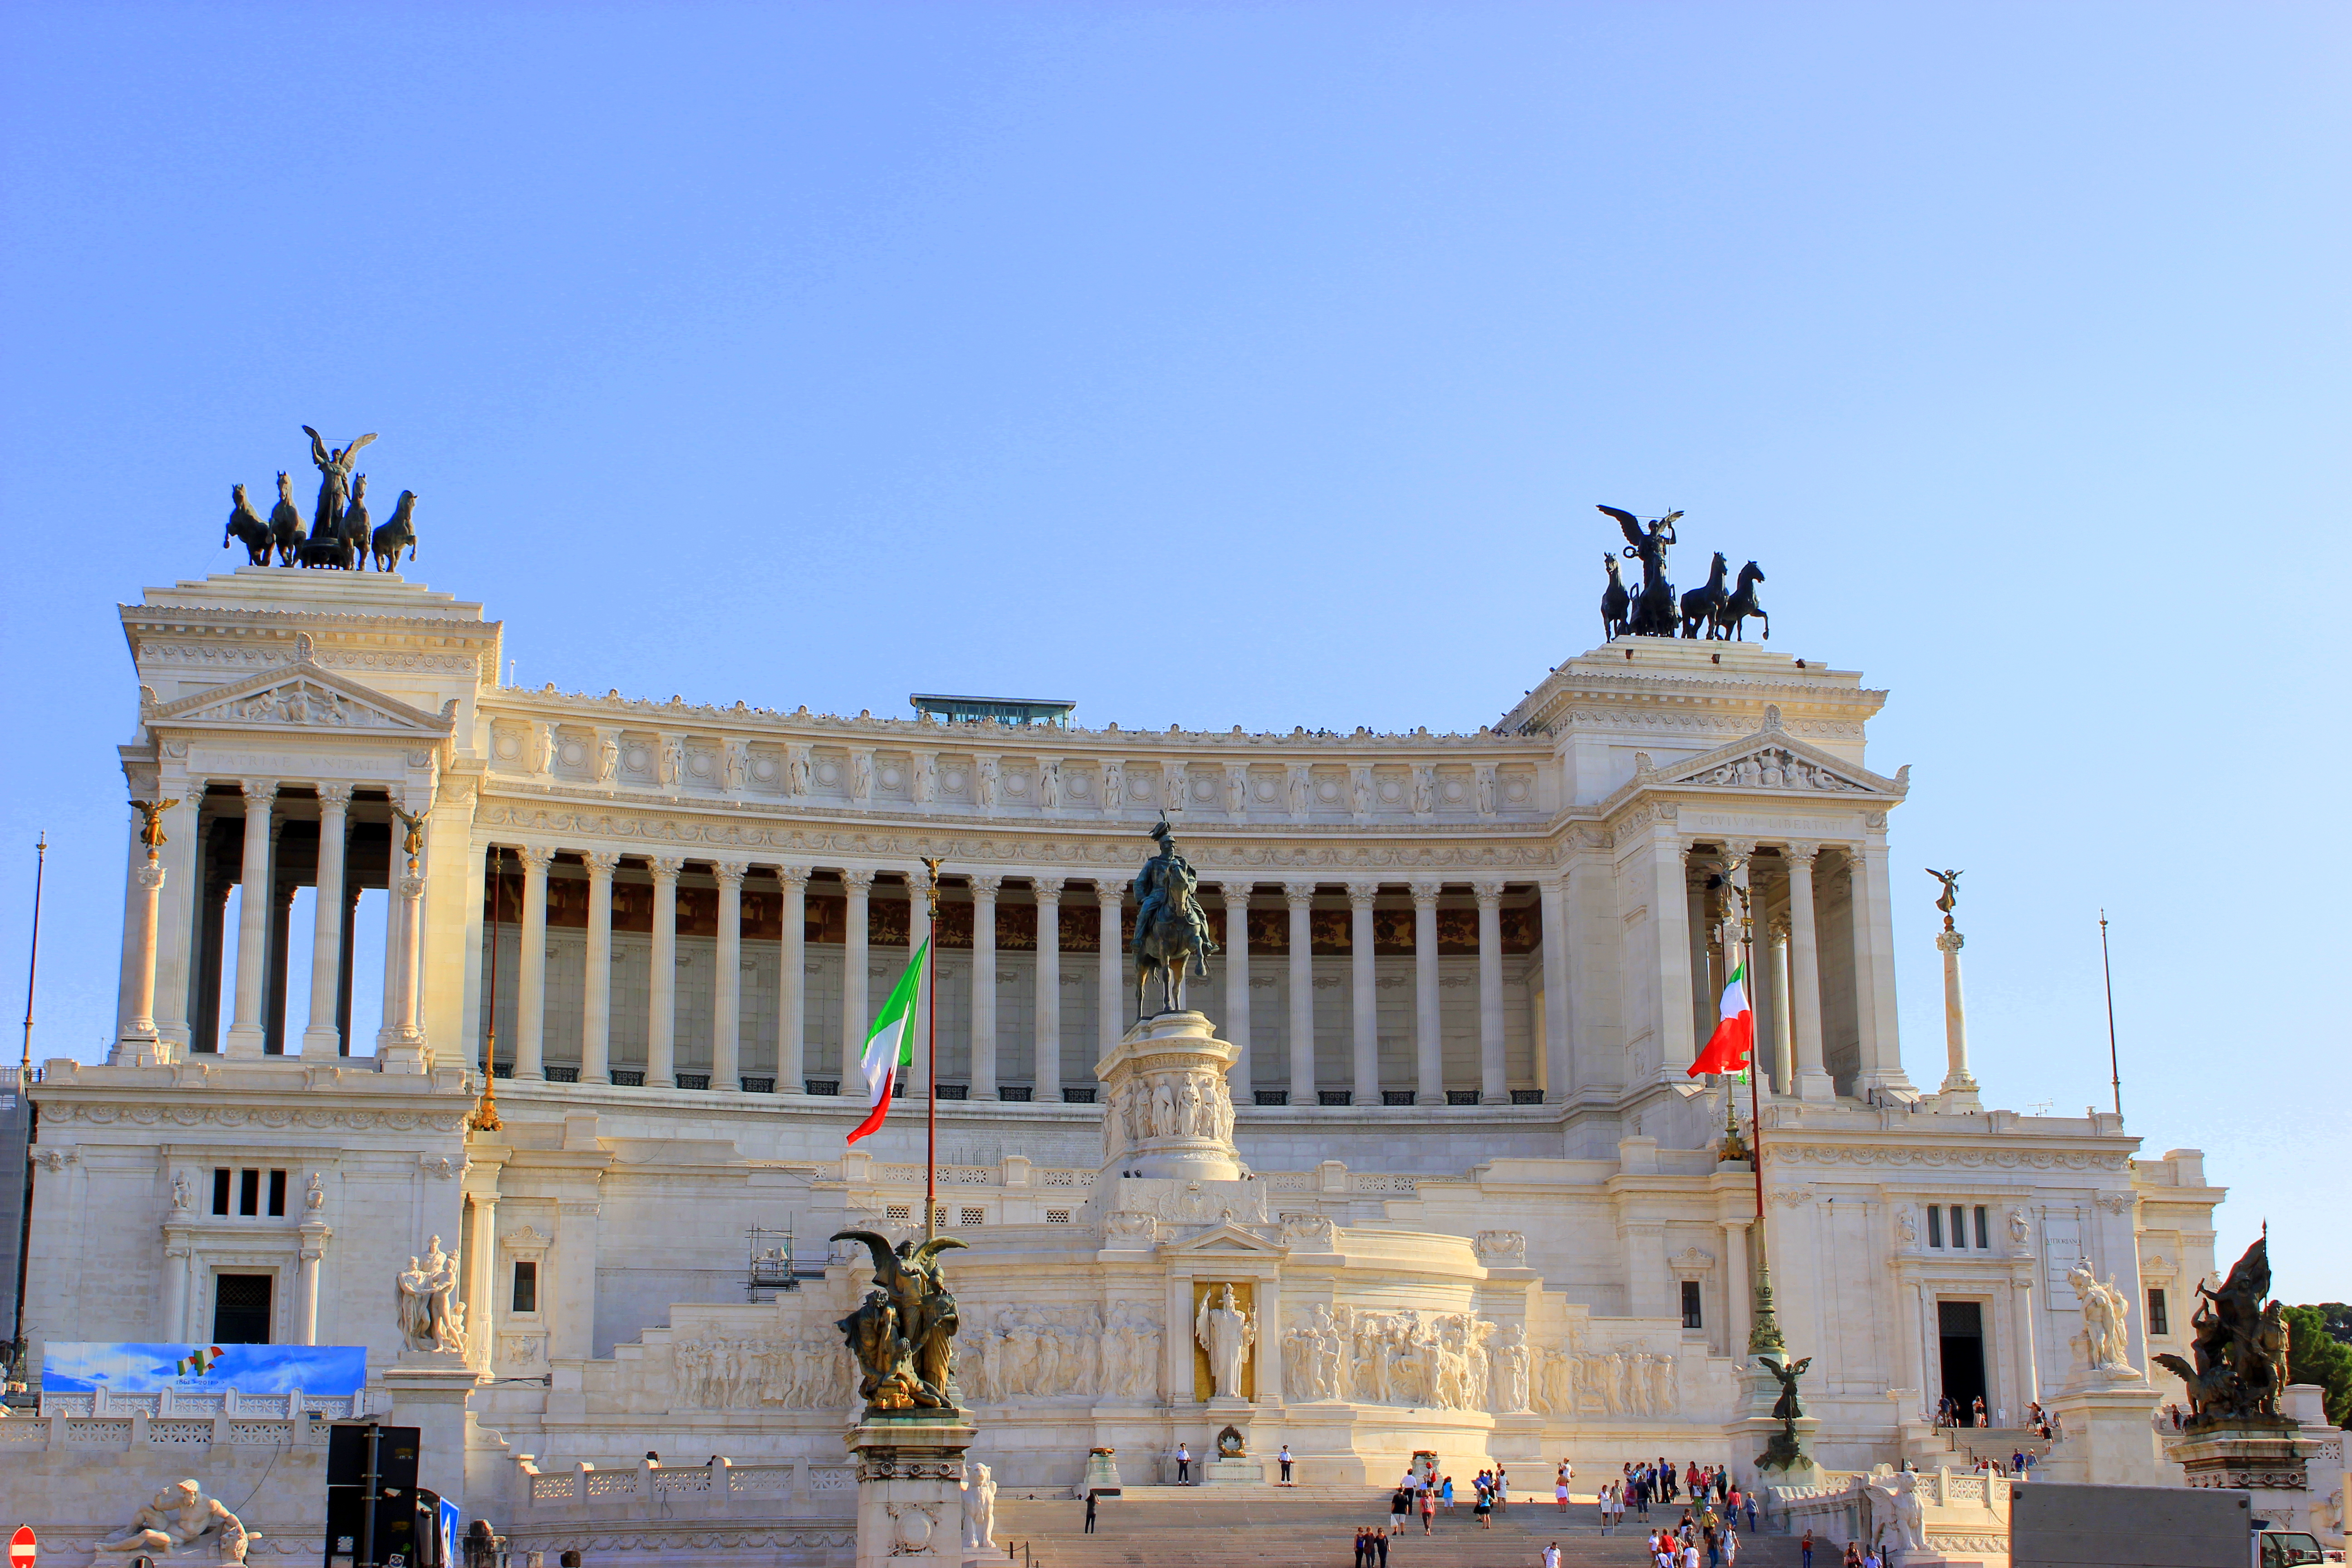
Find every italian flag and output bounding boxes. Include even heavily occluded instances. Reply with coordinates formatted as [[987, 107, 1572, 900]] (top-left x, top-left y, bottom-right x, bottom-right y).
[[847, 940, 928, 1144], [176, 1347, 223, 1378], [1689, 960, 1753, 1077]]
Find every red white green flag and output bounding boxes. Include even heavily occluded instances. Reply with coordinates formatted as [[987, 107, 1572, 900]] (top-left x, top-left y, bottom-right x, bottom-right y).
[[846, 940, 928, 1144], [1689, 960, 1753, 1077]]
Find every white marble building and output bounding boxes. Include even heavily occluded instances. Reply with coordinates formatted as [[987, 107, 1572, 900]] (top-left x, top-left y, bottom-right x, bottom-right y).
[[17, 565, 2224, 1526]]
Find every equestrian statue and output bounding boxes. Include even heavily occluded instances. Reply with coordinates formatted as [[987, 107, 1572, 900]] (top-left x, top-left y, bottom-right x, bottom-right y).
[[1132, 817, 1219, 1021]]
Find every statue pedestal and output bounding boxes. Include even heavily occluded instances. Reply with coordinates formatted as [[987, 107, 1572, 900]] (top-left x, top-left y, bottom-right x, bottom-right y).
[[378, 1348, 482, 1508], [1738, 1414, 1822, 1492], [1073, 1446, 1123, 1500], [2176, 1420, 2319, 1534], [2041, 1375, 2166, 1488], [1095, 1010, 1240, 1181], [1201, 1458, 1261, 1485], [849, 1414, 976, 1568]]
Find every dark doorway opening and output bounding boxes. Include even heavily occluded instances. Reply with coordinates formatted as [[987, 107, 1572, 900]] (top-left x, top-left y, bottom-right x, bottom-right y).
[[214, 1272, 273, 1343], [1938, 1298, 1987, 1418]]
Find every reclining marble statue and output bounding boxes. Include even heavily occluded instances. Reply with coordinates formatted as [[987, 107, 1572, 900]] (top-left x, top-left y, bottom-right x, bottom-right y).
[[95, 1480, 249, 1567], [833, 1229, 966, 1413]]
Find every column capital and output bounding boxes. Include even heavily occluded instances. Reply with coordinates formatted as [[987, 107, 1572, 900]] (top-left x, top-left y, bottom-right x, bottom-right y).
[[775, 863, 812, 890], [1784, 840, 1820, 867], [398, 872, 426, 901], [1724, 837, 1758, 859], [240, 778, 280, 803], [712, 860, 748, 887], [1282, 881, 1318, 909], [136, 862, 167, 892], [648, 856, 685, 883], [1408, 880, 1444, 910], [1217, 881, 1250, 906], [583, 850, 622, 877], [317, 783, 355, 808], [968, 874, 1003, 899], [1094, 880, 1123, 907], [515, 845, 558, 874], [841, 868, 877, 894], [1345, 882, 1381, 911], [1471, 880, 1506, 909], [1029, 875, 1065, 903]]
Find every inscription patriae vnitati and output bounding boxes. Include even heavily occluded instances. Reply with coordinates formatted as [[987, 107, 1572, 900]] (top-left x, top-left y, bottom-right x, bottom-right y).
[[1690, 813, 1866, 834]]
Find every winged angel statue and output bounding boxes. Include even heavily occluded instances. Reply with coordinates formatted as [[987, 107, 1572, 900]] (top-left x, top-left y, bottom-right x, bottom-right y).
[[832, 1228, 968, 1413]]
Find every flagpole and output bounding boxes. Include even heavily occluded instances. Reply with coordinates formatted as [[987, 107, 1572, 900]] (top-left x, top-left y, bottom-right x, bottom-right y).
[[2098, 909, 2122, 1120], [920, 858, 943, 1243], [1739, 861, 1783, 1357]]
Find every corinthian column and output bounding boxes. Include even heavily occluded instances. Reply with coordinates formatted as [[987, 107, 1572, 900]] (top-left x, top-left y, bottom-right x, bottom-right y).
[[379, 840, 429, 1073], [1220, 882, 1251, 1092], [777, 865, 808, 1092], [1348, 882, 1380, 1106], [646, 857, 681, 1088], [1284, 882, 1316, 1104], [1937, 923, 1981, 1109], [1096, 882, 1123, 1051], [1411, 882, 1442, 1105], [1033, 877, 1063, 1102], [112, 837, 168, 1066], [581, 852, 618, 1084], [513, 846, 555, 1081], [1784, 843, 1831, 1100], [970, 875, 1000, 1098], [1474, 881, 1507, 1103], [300, 785, 352, 1058], [840, 870, 874, 1089], [223, 779, 278, 1057], [713, 861, 746, 1091]]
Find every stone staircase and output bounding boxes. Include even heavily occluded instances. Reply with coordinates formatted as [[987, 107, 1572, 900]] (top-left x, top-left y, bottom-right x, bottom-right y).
[[995, 1487, 1821, 1567]]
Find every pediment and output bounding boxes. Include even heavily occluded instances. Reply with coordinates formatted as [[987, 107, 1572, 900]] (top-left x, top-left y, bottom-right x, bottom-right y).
[[148, 660, 454, 736], [1645, 710, 1904, 798], [1162, 1221, 1282, 1255]]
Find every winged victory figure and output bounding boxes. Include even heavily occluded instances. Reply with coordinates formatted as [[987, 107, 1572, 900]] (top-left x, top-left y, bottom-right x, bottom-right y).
[[831, 1229, 967, 1412]]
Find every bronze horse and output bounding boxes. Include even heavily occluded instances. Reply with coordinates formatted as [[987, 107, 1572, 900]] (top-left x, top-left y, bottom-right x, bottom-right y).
[[1132, 819, 1218, 1020], [1681, 551, 1730, 639], [1600, 555, 1631, 641], [224, 483, 274, 564], [370, 490, 419, 572], [1718, 560, 1768, 640]]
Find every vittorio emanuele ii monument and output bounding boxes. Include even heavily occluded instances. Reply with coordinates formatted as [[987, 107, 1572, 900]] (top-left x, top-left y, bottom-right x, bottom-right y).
[[3, 447, 2271, 1567]]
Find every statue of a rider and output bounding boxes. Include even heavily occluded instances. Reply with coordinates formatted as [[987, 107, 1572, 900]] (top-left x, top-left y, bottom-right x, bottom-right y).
[[1132, 817, 1219, 1019]]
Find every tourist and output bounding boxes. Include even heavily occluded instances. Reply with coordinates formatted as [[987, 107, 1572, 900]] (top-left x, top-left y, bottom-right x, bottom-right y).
[[1374, 1526, 1389, 1568], [1176, 1442, 1190, 1484], [1441, 1475, 1455, 1511], [1544, 1543, 1561, 1568], [1390, 1486, 1410, 1534], [1599, 1482, 1614, 1534], [1496, 1463, 1509, 1512], [1744, 1490, 1757, 1533], [1971, 1395, 1988, 1428], [1841, 1544, 1862, 1568], [1279, 1443, 1294, 1484], [1475, 1485, 1494, 1529], [1084, 1490, 1098, 1534], [1799, 1527, 1815, 1568], [1556, 1463, 1570, 1510], [1420, 1485, 1435, 1534]]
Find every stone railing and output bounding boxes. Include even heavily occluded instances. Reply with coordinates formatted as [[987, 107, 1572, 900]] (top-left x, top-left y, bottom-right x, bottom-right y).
[[0, 1414, 328, 1451], [37, 1387, 368, 1419], [513, 1455, 856, 1522], [1768, 1466, 2009, 1555]]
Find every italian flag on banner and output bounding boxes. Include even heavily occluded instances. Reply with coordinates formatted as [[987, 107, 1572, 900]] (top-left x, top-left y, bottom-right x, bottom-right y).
[[1689, 960, 1753, 1077], [847, 940, 929, 1144]]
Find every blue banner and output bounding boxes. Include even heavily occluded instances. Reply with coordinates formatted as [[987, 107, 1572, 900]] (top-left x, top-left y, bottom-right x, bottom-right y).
[[44, 1342, 366, 1395]]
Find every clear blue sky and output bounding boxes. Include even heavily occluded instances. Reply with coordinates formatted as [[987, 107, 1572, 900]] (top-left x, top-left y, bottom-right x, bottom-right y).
[[2, 4, 2344, 1299]]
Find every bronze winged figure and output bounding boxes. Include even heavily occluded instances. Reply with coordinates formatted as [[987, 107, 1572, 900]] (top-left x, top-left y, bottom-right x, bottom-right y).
[[831, 1229, 967, 1411]]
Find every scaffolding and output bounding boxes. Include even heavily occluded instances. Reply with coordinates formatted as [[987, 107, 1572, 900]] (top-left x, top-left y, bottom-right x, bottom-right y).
[[746, 1228, 799, 1300]]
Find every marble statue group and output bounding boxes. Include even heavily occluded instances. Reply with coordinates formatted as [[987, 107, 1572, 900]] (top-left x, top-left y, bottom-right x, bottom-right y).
[[396, 1236, 468, 1355], [95, 1480, 249, 1567]]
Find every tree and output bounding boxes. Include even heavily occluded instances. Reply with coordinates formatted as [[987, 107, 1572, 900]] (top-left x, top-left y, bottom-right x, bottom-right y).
[[2283, 1305, 2352, 1428], [2317, 1303, 2352, 1345]]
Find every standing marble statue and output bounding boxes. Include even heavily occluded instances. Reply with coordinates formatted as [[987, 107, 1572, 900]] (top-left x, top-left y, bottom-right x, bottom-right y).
[[1195, 1284, 1255, 1401]]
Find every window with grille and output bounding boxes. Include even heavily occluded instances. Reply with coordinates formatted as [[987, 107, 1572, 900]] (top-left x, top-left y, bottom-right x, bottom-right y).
[[214, 1273, 272, 1343], [1681, 1280, 1703, 1330], [960, 1208, 985, 1227], [1046, 1210, 1071, 1225], [886, 1205, 911, 1222], [512, 1261, 538, 1315], [2148, 1288, 2169, 1337]]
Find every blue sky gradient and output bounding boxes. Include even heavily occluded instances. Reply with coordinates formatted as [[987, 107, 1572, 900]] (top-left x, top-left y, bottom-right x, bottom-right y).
[[1, 4, 2344, 1298]]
